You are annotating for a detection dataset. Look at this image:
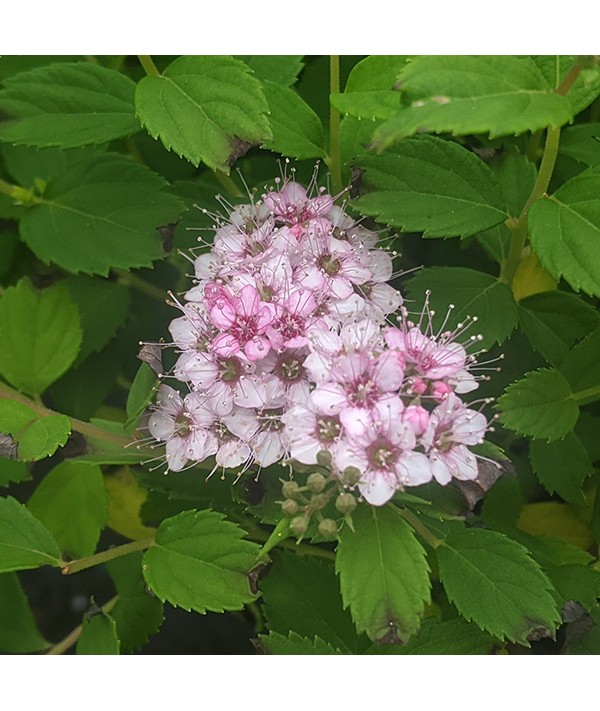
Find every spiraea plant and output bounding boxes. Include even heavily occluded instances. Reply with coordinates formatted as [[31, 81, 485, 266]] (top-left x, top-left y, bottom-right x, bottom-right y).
[[0, 55, 600, 655]]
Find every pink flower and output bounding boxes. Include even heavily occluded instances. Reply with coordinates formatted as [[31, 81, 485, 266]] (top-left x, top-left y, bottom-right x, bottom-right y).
[[148, 386, 216, 472], [208, 284, 276, 361], [421, 394, 487, 484], [333, 398, 432, 505]]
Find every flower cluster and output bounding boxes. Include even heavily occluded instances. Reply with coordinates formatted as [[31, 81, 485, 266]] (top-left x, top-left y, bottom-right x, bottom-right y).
[[146, 175, 491, 506]]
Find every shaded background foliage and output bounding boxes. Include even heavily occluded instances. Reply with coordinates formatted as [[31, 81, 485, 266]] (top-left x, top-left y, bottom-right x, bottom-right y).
[[1, 54, 600, 655]]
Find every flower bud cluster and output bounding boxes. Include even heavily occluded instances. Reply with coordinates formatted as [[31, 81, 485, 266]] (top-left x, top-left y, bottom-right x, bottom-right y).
[[277, 472, 357, 541], [146, 174, 491, 506]]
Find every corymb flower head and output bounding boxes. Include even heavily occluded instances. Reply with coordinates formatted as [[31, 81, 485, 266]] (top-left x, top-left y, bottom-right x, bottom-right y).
[[142, 170, 495, 506]]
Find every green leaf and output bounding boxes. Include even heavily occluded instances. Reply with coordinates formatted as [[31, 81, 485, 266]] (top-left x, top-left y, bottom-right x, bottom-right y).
[[559, 123, 600, 167], [373, 56, 573, 151], [260, 551, 366, 654], [353, 136, 507, 238], [0, 400, 72, 462], [0, 144, 107, 187], [336, 505, 430, 643], [497, 368, 580, 441], [533, 56, 600, 115], [142, 509, 260, 613], [529, 168, 600, 296], [107, 552, 164, 653], [65, 274, 130, 365], [529, 433, 594, 505], [331, 56, 410, 121], [0, 572, 48, 652], [367, 617, 496, 655], [135, 56, 272, 172], [489, 151, 537, 218], [27, 461, 106, 559], [259, 631, 342, 655], [126, 362, 158, 424], [0, 496, 62, 572], [480, 476, 523, 528], [518, 291, 600, 368], [340, 115, 381, 165], [17, 415, 72, 461], [46, 345, 119, 421], [237, 55, 304, 87], [331, 92, 403, 121], [0, 62, 139, 148], [0, 278, 82, 395], [406, 266, 518, 349], [261, 81, 325, 160], [559, 326, 600, 403], [548, 564, 600, 609], [346, 55, 410, 92], [76, 610, 120, 655], [0, 460, 31, 488], [19, 153, 184, 276], [437, 528, 561, 644]]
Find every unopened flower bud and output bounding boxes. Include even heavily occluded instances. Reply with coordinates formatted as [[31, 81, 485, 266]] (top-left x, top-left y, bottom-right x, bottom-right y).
[[342, 466, 362, 486], [318, 518, 338, 540], [290, 515, 309, 536], [316, 450, 332, 467], [335, 492, 357, 514], [411, 377, 428, 395], [310, 493, 329, 510], [281, 499, 299, 516], [403, 405, 430, 436], [281, 480, 300, 498], [307, 472, 326, 493], [432, 381, 452, 400]]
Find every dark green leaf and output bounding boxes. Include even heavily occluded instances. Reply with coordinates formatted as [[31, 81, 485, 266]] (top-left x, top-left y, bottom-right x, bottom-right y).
[[559, 123, 600, 167], [237, 56, 304, 87], [480, 475, 523, 528], [46, 345, 119, 421], [0, 144, 106, 186], [354, 137, 507, 238], [559, 326, 600, 403], [518, 291, 600, 368], [529, 168, 600, 296], [107, 552, 164, 653], [65, 274, 130, 364], [126, 363, 158, 424], [406, 266, 518, 349], [259, 631, 341, 654], [367, 617, 496, 655], [497, 368, 579, 441], [529, 433, 594, 505], [261, 81, 325, 160], [27, 461, 106, 559], [548, 565, 600, 609], [0, 62, 139, 147], [76, 610, 120, 655], [0, 278, 82, 395], [437, 528, 561, 644], [0, 460, 31, 488], [489, 151, 537, 218], [475, 223, 512, 265], [0, 496, 62, 572], [20, 153, 184, 276], [260, 551, 365, 654], [0, 572, 48, 652], [135, 56, 271, 172], [142, 509, 260, 613], [336, 504, 430, 643], [340, 115, 381, 165], [373, 56, 573, 151]]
